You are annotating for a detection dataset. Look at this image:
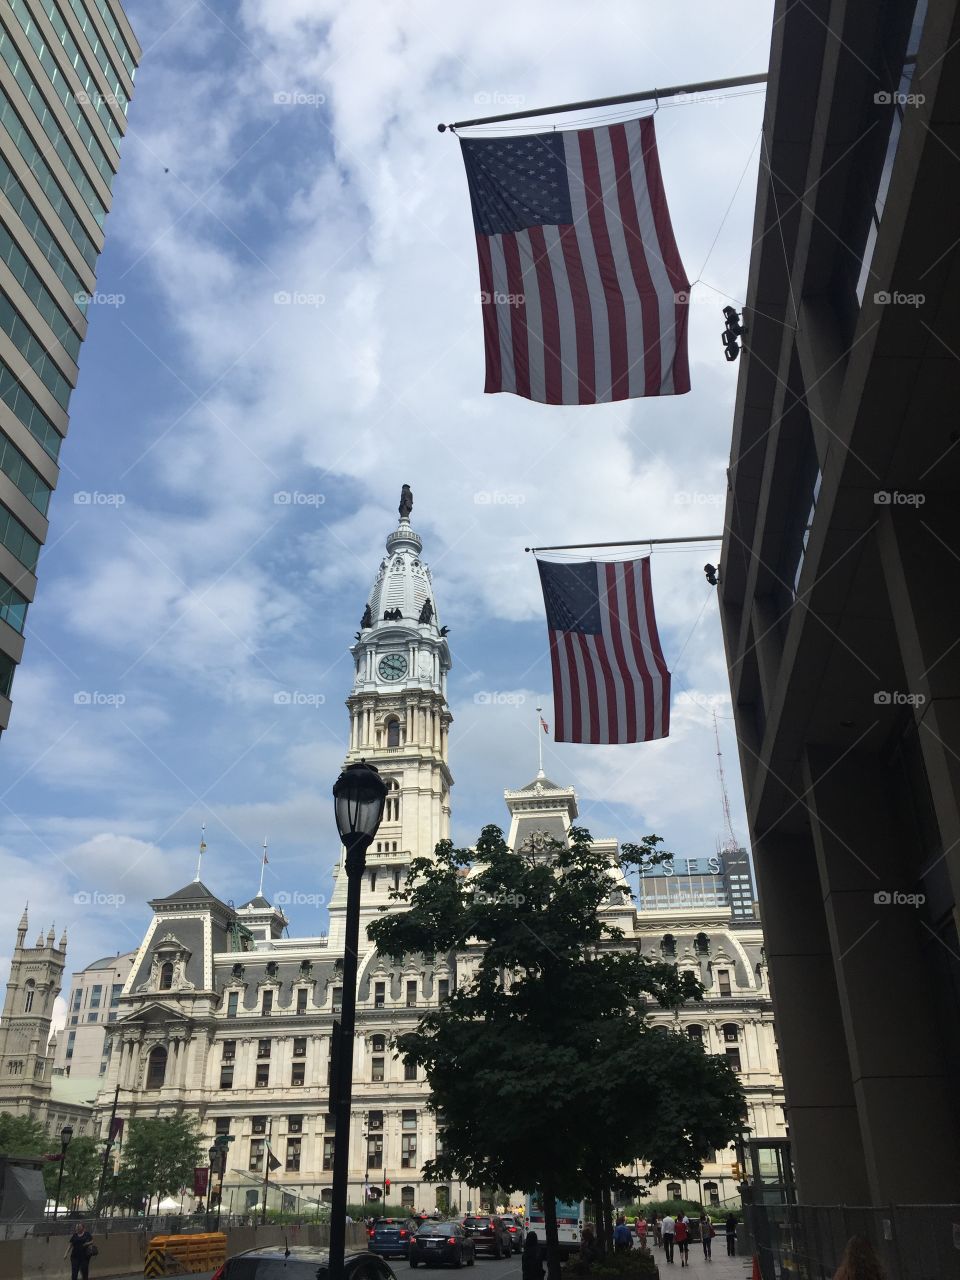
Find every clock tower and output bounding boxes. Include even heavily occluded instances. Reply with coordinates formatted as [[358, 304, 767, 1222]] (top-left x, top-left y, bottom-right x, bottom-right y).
[[343, 489, 453, 869]]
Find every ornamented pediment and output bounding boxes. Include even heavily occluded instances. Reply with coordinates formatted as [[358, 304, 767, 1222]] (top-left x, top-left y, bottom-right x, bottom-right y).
[[137, 934, 196, 994]]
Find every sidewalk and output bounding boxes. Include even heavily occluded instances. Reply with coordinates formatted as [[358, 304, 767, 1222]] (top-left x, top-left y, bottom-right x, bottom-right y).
[[646, 1242, 753, 1280]]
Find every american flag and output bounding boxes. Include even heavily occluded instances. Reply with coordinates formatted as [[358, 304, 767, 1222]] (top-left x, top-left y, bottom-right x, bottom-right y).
[[537, 557, 671, 743], [460, 116, 690, 404]]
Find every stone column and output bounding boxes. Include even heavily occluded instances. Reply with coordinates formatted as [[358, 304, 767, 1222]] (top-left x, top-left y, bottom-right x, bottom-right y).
[[751, 829, 870, 1201], [803, 745, 960, 1202]]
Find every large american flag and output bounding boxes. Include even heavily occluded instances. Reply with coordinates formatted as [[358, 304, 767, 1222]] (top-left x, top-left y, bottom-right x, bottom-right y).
[[460, 117, 690, 404], [537, 557, 671, 744]]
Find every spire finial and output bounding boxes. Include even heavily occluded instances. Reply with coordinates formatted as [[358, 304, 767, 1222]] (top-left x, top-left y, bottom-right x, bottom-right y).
[[536, 702, 547, 778], [398, 483, 413, 522], [195, 822, 207, 881]]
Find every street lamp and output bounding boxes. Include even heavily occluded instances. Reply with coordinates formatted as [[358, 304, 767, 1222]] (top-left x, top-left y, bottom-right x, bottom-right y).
[[329, 760, 388, 1280], [52, 1123, 74, 1219]]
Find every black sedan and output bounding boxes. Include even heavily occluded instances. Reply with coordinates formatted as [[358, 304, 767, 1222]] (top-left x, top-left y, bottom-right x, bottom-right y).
[[461, 1216, 512, 1258], [409, 1221, 476, 1268], [218, 1246, 397, 1280], [368, 1217, 420, 1258]]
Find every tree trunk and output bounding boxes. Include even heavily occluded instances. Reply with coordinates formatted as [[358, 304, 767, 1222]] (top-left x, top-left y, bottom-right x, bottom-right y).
[[592, 1187, 605, 1255], [602, 1186, 614, 1257], [541, 1175, 562, 1280]]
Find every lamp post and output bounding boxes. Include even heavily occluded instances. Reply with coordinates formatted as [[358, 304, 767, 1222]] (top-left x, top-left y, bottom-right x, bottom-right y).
[[52, 1123, 74, 1219], [329, 760, 388, 1280]]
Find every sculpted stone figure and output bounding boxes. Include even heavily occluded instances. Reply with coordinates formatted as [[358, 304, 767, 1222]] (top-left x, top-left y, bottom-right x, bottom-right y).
[[399, 484, 413, 519]]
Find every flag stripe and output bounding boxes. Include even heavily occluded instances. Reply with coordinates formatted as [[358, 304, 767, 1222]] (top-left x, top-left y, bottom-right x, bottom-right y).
[[488, 235, 515, 393], [540, 224, 581, 405], [564, 132, 613, 401], [575, 129, 629, 401], [527, 224, 564, 404], [501, 233, 531, 400], [516, 230, 546, 403], [475, 234, 501, 394], [603, 562, 635, 742], [558, 223, 597, 403]]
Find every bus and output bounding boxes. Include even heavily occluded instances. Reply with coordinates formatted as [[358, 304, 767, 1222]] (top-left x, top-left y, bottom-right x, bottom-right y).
[[524, 1193, 587, 1256]]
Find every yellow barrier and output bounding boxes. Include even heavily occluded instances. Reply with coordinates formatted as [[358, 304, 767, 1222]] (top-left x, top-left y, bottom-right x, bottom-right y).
[[146, 1233, 227, 1276]]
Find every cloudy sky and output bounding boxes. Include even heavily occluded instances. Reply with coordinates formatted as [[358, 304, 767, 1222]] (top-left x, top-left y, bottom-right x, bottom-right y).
[[0, 0, 773, 1008]]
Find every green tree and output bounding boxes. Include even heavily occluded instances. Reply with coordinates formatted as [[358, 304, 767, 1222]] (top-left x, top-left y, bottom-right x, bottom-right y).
[[42, 1136, 100, 1209], [368, 825, 745, 1280], [0, 1111, 48, 1155], [117, 1115, 203, 1214]]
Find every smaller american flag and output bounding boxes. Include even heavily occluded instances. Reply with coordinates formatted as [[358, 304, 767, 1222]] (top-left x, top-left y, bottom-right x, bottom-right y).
[[537, 556, 670, 744]]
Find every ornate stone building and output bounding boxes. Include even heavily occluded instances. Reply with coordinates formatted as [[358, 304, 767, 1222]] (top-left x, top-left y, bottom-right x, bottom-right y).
[[91, 499, 784, 1213]]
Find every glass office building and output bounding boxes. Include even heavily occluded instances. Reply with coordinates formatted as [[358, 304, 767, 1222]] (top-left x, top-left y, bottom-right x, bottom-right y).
[[0, 0, 139, 732]]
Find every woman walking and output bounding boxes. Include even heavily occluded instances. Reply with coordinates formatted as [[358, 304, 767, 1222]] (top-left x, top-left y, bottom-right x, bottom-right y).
[[64, 1222, 95, 1280], [699, 1212, 714, 1261], [725, 1212, 739, 1256]]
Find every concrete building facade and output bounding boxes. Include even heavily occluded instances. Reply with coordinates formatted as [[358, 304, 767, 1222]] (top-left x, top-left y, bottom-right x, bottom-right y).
[[0, 0, 140, 731], [720, 0, 960, 1205], [50, 950, 136, 1080]]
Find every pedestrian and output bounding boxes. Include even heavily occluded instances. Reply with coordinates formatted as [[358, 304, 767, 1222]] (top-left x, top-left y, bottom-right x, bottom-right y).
[[699, 1211, 715, 1261], [661, 1211, 676, 1264], [64, 1222, 96, 1280], [522, 1231, 544, 1280], [675, 1213, 690, 1268], [725, 1212, 738, 1256], [653, 1213, 662, 1247], [580, 1225, 598, 1264], [637, 1217, 648, 1247], [614, 1215, 633, 1252], [832, 1236, 887, 1280]]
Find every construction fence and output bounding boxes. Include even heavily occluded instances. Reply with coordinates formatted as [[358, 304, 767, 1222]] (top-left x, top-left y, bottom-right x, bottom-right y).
[[745, 1202, 960, 1280]]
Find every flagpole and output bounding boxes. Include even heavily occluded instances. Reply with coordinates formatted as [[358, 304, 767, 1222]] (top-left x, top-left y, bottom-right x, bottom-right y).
[[259, 838, 268, 897], [536, 704, 545, 778], [438, 73, 767, 131], [525, 534, 723, 553], [195, 824, 206, 881]]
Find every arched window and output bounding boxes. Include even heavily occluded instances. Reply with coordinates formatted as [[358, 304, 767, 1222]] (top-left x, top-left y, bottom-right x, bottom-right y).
[[661, 933, 676, 958], [666, 1182, 682, 1200], [159, 962, 174, 991], [436, 1186, 450, 1211], [401, 1185, 415, 1209], [386, 719, 401, 749], [722, 1023, 740, 1043], [146, 1046, 167, 1090], [694, 932, 710, 955], [23, 980, 35, 1013], [384, 779, 401, 823], [321, 1188, 333, 1203], [686, 1024, 703, 1043], [703, 1181, 720, 1206]]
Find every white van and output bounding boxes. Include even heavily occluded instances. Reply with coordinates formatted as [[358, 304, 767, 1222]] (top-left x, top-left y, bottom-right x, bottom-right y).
[[524, 1193, 586, 1256]]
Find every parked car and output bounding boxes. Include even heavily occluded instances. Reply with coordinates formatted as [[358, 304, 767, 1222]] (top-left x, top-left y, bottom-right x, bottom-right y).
[[368, 1217, 421, 1258], [461, 1215, 512, 1258], [409, 1220, 476, 1268], [498, 1214, 523, 1253], [215, 1246, 398, 1280]]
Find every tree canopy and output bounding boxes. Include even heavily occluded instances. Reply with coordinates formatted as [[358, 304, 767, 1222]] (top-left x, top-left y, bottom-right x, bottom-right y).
[[367, 824, 746, 1276], [114, 1115, 204, 1213]]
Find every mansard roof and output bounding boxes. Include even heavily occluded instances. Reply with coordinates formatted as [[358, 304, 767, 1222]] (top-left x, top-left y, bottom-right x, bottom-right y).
[[148, 880, 234, 913]]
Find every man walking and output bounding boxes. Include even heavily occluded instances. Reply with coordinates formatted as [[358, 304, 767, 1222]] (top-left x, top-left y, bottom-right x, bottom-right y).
[[698, 1211, 714, 1261], [661, 1211, 676, 1264]]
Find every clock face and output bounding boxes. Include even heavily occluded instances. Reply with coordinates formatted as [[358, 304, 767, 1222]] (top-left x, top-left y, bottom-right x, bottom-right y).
[[378, 653, 408, 681]]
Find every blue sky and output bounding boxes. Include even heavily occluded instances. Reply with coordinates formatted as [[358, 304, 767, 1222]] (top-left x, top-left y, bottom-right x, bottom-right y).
[[0, 0, 772, 1006]]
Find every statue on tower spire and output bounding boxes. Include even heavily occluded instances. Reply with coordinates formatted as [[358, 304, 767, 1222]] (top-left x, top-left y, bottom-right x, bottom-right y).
[[399, 484, 413, 520]]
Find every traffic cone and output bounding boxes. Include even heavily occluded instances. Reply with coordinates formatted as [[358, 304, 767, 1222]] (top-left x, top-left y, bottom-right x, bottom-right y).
[[751, 1255, 761, 1280]]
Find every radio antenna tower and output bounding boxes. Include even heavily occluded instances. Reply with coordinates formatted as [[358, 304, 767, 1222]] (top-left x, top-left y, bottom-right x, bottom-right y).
[[713, 711, 741, 853]]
